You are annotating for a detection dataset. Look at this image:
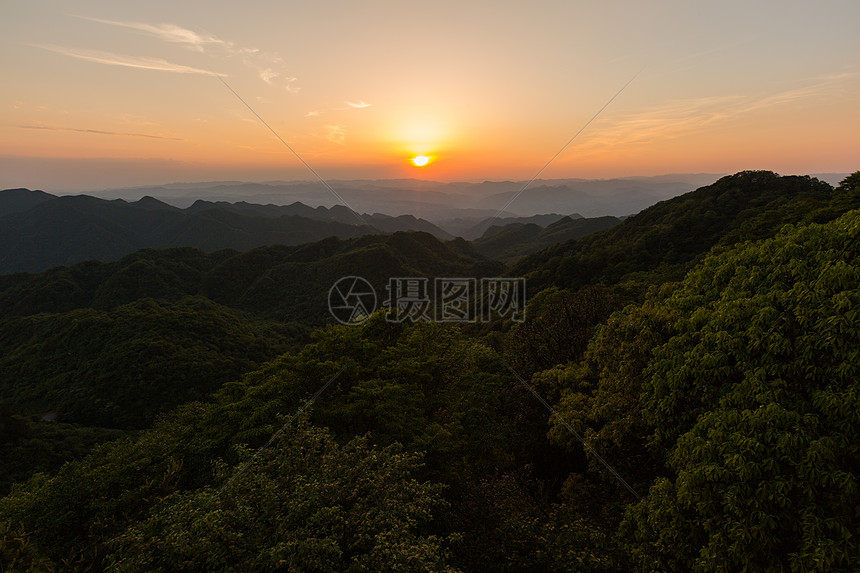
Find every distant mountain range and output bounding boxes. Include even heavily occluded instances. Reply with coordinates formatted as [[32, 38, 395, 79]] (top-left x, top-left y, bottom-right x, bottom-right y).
[[4, 172, 848, 275], [0, 189, 454, 274], [0, 188, 615, 274], [87, 174, 732, 220]]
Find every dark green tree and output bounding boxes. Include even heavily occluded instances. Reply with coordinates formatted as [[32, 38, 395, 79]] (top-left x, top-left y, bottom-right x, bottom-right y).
[[106, 421, 457, 572], [622, 210, 860, 570]]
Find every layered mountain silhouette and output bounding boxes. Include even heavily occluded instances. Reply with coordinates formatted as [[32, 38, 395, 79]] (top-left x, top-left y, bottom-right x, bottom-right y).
[[472, 215, 622, 259], [0, 190, 458, 274], [0, 188, 54, 217], [0, 188, 628, 274], [5, 172, 853, 276], [91, 174, 727, 218]]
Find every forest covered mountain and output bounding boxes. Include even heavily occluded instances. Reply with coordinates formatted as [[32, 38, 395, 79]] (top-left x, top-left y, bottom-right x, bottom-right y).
[[0, 191, 457, 274], [471, 215, 621, 260], [0, 171, 858, 571], [512, 170, 856, 292], [0, 189, 626, 274]]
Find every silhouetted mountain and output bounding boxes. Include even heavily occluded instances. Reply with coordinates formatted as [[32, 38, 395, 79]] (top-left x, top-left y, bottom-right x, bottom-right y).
[[92, 174, 722, 217], [0, 191, 451, 274], [131, 195, 179, 211], [448, 213, 579, 240], [0, 188, 54, 217], [472, 215, 621, 259], [364, 213, 453, 238]]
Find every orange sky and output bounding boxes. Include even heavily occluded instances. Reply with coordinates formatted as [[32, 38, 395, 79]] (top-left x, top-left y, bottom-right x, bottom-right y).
[[1, 1, 859, 192]]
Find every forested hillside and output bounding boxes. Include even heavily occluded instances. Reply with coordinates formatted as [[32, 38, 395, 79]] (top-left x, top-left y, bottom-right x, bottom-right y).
[[0, 191, 454, 274], [512, 170, 855, 292], [0, 232, 500, 497], [0, 298, 302, 429], [0, 232, 500, 323], [0, 171, 857, 571], [472, 215, 621, 260]]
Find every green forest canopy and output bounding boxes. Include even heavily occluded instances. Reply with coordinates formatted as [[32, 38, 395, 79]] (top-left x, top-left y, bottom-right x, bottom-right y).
[[0, 171, 857, 571]]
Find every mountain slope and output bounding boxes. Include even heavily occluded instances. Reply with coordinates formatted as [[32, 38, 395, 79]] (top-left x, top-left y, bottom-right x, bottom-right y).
[[184, 199, 453, 238], [0, 191, 455, 274], [0, 297, 300, 429], [473, 215, 621, 260], [511, 171, 856, 292], [0, 188, 54, 218], [0, 231, 501, 431], [0, 232, 502, 323]]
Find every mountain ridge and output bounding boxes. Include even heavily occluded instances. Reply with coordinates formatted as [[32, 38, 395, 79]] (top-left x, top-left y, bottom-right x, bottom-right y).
[[0, 190, 457, 274]]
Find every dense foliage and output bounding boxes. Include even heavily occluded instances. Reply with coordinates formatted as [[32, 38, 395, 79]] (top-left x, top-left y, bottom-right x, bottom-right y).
[[0, 171, 857, 571], [548, 207, 860, 570], [0, 297, 301, 429], [108, 422, 456, 572], [512, 171, 845, 292], [0, 232, 500, 324]]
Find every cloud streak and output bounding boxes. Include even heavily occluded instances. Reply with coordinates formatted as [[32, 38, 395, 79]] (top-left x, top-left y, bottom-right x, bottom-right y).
[[77, 16, 253, 55], [34, 44, 217, 75], [306, 101, 373, 117], [20, 124, 185, 140], [259, 69, 300, 93], [78, 16, 299, 92], [577, 73, 855, 150]]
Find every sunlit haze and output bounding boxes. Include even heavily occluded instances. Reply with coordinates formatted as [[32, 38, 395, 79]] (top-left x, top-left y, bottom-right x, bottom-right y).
[[2, 0, 858, 192]]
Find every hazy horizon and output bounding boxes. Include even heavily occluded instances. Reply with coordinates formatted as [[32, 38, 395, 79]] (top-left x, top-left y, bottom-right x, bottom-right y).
[[6, 171, 852, 222]]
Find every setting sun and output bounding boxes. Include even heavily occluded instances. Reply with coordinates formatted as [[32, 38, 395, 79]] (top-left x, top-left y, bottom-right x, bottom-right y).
[[411, 155, 431, 167]]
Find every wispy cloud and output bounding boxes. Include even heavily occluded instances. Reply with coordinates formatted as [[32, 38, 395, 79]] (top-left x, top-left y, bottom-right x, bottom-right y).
[[77, 16, 252, 55], [34, 43, 216, 75], [78, 16, 298, 92], [20, 123, 185, 140], [306, 101, 373, 117], [270, 73, 300, 94], [578, 73, 855, 149], [324, 124, 347, 144]]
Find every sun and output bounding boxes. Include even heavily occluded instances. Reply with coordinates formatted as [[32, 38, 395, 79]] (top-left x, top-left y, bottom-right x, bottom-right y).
[[411, 155, 431, 167]]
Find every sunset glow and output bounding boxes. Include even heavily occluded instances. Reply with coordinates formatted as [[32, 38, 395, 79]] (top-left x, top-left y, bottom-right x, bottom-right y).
[[1, 2, 858, 192], [411, 155, 431, 167]]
